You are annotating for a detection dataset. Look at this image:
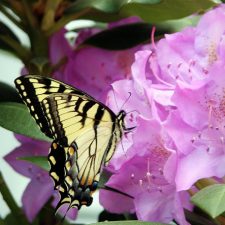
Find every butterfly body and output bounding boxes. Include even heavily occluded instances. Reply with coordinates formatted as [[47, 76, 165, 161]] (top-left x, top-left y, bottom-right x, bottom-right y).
[[15, 75, 126, 211]]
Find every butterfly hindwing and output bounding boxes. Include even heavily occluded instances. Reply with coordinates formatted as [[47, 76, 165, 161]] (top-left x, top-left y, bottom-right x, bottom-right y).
[[49, 140, 96, 210], [41, 93, 116, 146], [49, 141, 73, 210], [42, 93, 123, 208]]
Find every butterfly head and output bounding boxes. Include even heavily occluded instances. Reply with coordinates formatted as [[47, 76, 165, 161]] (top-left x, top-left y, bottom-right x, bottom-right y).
[[117, 110, 136, 133]]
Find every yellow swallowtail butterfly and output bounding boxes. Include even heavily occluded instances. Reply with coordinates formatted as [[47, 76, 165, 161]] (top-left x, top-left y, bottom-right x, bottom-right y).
[[14, 75, 128, 211]]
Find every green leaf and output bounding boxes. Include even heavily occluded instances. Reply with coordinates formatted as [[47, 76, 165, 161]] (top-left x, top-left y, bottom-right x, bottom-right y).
[[82, 22, 169, 50], [4, 213, 20, 225], [0, 21, 20, 53], [191, 184, 225, 218], [0, 82, 21, 102], [0, 102, 51, 142], [66, 0, 216, 23], [19, 156, 50, 171], [90, 221, 169, 225]]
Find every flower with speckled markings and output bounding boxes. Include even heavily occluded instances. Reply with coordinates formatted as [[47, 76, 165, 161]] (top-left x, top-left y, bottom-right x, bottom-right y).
[[100, 4, 225, 225]]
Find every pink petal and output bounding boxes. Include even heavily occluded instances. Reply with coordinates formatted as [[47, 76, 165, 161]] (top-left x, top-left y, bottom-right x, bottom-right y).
[[99, 189, 134, 214], [49, 28, 73, 65], [63, 46, 138, 101], [134, 190, 174, 223], [175, 146, 225, 191], [164, 111, 197, 155], [22, 177, 53, 222], [51, 196, 78, 220], [108, 16, 141, 29], [4, 141, 49, 178], [172, 82, 209, 129]]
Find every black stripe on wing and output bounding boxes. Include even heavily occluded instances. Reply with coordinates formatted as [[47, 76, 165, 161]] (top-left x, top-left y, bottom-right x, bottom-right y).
[[48, 141, 71, 211], [41, 93, 116, 146], [14, 75, 96, 138], [15, 76, 55, 138], [49, 141, 96, 211]]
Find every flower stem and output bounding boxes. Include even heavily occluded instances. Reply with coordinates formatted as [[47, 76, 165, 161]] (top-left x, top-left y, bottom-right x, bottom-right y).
[[21, 0, 37, 28], [185, 209, 218, 225], [41, 0, 63, 31], [0, 35, 31, 63], [0, 218, 6, 225], [46, 7, 91, 36], [217, 216, 225, 225], [195, 178, 218, 190], [0, 172, 29, 225]]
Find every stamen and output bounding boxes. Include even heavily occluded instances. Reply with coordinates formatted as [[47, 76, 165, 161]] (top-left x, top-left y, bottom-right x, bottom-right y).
[[151, 26, 156, 50], [147, 157, 150, 173], [146, 158, 151, 185], [220, 136, 224, 144], [130, 173, 135, 185], [131, 173, 135, 179], [207, 99, 217, 128], [139, 179, 143, 187], [146, 172, 151, 185]]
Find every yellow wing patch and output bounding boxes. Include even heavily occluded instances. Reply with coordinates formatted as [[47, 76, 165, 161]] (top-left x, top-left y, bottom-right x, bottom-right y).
[[15, 75, 125, 211]]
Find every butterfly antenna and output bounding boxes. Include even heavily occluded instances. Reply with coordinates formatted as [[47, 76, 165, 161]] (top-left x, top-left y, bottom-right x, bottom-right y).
[[120, 92, 132, 110], [112, 91, 132, 113], [119, 92, 134, 158]]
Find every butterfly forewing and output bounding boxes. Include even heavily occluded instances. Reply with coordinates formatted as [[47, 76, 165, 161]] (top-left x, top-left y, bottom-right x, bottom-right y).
[[14, 75, 93, 138]]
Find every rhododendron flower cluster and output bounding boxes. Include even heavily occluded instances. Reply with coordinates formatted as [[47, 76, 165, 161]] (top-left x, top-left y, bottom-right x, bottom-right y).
[[99, 4, 225, 225]]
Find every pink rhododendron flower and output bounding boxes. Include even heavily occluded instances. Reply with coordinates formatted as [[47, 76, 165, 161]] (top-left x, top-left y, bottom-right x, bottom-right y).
[[50, 17, 142, 102], [100, 4, 225, 225], [99, 51, 191, 225], [100, 117, 191, 225], [159, 4, 225, 191], [165, 63, 225, 191]]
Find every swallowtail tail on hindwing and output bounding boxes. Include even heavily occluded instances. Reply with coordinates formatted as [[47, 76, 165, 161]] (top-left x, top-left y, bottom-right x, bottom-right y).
[[15, 75, 128, 211]]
